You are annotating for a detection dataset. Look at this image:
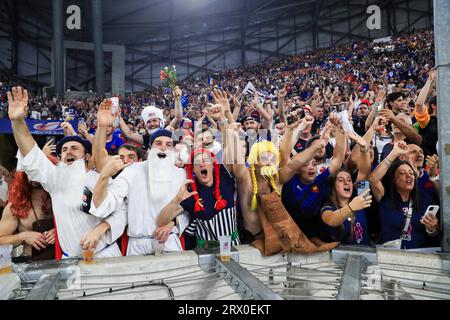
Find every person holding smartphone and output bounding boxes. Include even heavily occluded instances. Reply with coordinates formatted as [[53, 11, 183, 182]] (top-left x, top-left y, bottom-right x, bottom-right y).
[[369, 141, 440, 249], [320, 170, 372, 246]]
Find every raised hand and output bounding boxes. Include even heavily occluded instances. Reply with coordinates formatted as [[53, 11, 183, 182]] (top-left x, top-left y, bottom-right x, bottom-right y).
[[426, 154, 439, 177], [78, 121, 88, 134], [43, 139, 56, 157], [61, 121, 76, 136], [428, 68, 436, 82], [277, 88, 287, 100], [97, 99, 118, 127], [175, 179, 198, 203], [99, 155, 132, 178], [205, 103, 225, 121], [7, 86, 29, 120], [212, 89, 230, 112], [348, 131, 368, 148], [371, 116, 387, 131], [173, 86, 182, 99], [349, 189, 372, 211], [392, 140, 408, 157], [379, 108, 395, 122]]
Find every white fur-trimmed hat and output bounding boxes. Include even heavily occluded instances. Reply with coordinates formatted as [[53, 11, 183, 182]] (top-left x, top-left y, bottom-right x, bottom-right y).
[[141, 106, 164, 126]]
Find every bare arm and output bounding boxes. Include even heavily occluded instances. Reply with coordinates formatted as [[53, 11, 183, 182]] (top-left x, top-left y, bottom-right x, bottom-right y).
[[157, 180, 196, 227], [415, 69, 435, 114], [8, 87, 36, 157], [119, 117, 144, 145], [279, 143, 322, 185], [277, 88, 287, 124], [0, 203, 21, 246], [92, 156, 132, 208], [167, 87, 183, 130], [369, 141, 407, 201], [328, 123, 346, 176]]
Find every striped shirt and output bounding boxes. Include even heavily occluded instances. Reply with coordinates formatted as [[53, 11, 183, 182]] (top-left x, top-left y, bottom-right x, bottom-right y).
[[181, 165, 240, 245], [184, 206, 240, 246]]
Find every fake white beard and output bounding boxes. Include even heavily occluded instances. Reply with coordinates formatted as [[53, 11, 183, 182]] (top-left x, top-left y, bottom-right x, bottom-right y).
[[147, 149, 175, 203], [56, 158, 88, 209], [146, 127, 160, 135]]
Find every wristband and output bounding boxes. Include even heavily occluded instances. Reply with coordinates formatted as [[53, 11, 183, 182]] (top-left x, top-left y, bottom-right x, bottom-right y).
[[348, 203, 355, 213]]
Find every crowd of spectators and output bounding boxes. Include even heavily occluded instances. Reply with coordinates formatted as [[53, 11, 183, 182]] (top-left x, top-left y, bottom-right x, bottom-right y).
[[0, 28, 441, 262]]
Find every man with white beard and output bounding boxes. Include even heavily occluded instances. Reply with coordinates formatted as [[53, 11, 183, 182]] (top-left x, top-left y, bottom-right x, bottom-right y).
[[7, 86, 123, 258], [118, 87, 183, 150], [90, 129, 189, 255]]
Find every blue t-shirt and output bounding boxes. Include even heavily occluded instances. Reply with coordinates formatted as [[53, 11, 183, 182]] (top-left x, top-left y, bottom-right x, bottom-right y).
[[281, 168, 331, 238], [106, 132, 124, 154], [417, 170, 438, 204], [379, 194, 438, 249], [320, 202, 369, 245]]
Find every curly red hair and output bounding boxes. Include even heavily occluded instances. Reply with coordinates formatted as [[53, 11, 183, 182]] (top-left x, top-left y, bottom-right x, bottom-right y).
[[7, 156, 56, 218], [8, 171, 33, 218]]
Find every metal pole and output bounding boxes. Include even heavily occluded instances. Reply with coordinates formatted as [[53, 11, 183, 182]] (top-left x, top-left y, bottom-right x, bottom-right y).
[[434, 0, 450, 253], [91, 0, 105, 96], [52, 0, 64, 97]]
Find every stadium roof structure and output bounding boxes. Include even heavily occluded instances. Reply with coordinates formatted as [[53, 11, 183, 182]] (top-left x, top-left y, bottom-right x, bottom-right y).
[[0, 0, 434, 89]]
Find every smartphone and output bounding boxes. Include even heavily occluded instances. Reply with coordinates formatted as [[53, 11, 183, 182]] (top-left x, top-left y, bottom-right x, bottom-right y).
[[424, 205, 439, 217], [374, 103, 382, 116], [110, 97, 120, 127], [357, 180, 370, 196]]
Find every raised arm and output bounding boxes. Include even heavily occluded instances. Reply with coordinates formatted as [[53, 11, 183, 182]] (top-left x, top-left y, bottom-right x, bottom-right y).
[[92, 155, 131, 209], [167, 86, 183, 130], [119, 117, 144, 145], [347, 116, 385, 174], [365, 88, 386, 131], [8, 87, 35, 157], [328, 114, 346, 175], [279, 142, 323, 185], [415, 69, 435, 114], [212, 89, 236, 125], [369, 140, 408, 201], [93, 99, 118, 171], [277, 88, 287, 124], [379, 108, 422, 145], [252, 93, 272, 129]]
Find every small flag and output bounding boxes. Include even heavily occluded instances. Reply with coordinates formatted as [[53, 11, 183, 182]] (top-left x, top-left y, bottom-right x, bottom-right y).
[[207, 76, 214, 86]]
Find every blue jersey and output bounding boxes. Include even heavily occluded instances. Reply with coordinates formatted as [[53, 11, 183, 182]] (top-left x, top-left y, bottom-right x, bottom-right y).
[[320, 202, 369, 245], [281, 168, 331, 238], [379, 194, 438, 249], [105, 132, 124, 154]]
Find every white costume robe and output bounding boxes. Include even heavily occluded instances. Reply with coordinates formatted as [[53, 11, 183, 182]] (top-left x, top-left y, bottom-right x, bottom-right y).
[[16, 144, 123, 258], [90, 161, 188, 256]]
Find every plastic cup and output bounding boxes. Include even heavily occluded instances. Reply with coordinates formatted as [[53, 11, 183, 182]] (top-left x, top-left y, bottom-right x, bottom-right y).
[[219, 235, 231, 262], [82, 249, 94, 263], [0, 245, 12, 273], [153, 239, 164, 256]]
